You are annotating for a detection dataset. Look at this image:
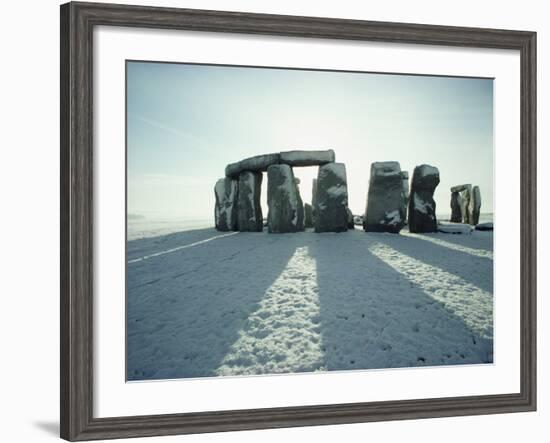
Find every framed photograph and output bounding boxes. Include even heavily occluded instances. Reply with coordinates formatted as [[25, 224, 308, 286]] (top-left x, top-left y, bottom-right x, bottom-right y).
[[60, 1, 536, 441]]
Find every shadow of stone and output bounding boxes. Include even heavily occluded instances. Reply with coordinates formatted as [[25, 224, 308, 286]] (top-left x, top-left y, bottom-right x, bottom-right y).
[[308, 232, 492, 371], [421, 230, 494, 252], [127, 231, 298, 380], [374, 233, 493, 294]]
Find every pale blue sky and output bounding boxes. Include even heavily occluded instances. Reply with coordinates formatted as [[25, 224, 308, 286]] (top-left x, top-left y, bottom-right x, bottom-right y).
[[127, 61, 493, 219]]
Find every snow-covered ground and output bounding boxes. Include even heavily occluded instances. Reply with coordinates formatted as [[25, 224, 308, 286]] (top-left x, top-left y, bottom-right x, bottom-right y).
[[127, 227, 493, 381]]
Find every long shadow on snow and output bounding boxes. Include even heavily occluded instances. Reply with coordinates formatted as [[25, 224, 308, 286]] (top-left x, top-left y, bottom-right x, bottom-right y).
[[373, 233, 493, 294], [308, 232, 492, 372], [127, 231, 298, 381]]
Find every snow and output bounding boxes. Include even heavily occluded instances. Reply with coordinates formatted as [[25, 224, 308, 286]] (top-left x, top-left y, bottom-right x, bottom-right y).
[[417, 164, 439, 177], [327, 184, 347, 197], [127, 228, 493, 381], [381, 210, 401, 225], [322, 162, 347, 182], [413, 194, 432, 214], [371, 161, 401, 177]]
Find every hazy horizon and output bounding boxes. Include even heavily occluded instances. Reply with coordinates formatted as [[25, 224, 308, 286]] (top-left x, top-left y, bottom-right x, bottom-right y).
[[127, 61, 493, 220]]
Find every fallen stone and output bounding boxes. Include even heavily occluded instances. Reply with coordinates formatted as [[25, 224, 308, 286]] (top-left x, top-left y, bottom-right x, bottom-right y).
[[237, 171, 263, 232], [408, 164, 440, 233], [438, 222, 474, 234], [225, 153, 280, 178], [267, 165, 303, 233], [469, 186, 481, 225], [363, 161, 406, 233], [214, 177, 239, 231], [315, 163, 349, 233], [475, 222, 493, 231], [279, 149, 335, 167], [304, 203, 314, 228]]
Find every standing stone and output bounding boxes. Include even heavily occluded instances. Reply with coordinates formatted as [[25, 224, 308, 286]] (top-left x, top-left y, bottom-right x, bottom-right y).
[[450, 192, 462, 222], [347, 207, 355, 229], [304, 203, 314, 228], [401, 170, 409, 222], [315, 163, 349, 233], [214, 177, 238, 231], [460, 185, 472, 224], [469, 186, 481, 225], [408, 164, 440, 233], [237, 171, 263, 232], [311, 178, 318, 224], [295, 177, 305, 232], [363, 162, 406, 233], [267, 165, 303, 233]]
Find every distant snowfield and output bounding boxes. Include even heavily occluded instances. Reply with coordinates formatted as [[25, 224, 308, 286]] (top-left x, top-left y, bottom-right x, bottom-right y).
[[127, 227, 493, 381]]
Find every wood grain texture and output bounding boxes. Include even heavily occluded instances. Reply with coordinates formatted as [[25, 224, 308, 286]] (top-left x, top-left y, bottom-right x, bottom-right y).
[[60, 1, 537, 441]]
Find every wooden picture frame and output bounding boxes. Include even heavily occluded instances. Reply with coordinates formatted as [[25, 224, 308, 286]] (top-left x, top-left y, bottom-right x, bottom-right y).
[[60, 1, 536, 440]]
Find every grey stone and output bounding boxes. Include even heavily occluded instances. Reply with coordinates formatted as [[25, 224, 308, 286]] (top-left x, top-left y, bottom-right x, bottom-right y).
[[459, 185, 473, 224], [237, 171, 263, 232], [450, 192, 462, 223], [401, 170, 409, 221], [451, 184, 470, 193], [363, 161, 406, 233], [267, 165, 303, 233], [408, 164, 440, 233], [214, 177, 238, 231], [311, 178, 318, 223], [304, 203, 314, 228], [279, 149, 335, 167], [469, 186, 481, 225], [315, 163, 349, 233], [475, 222, 493, 231], [225, 153, 280, 178], [225, 149, 336, 178]]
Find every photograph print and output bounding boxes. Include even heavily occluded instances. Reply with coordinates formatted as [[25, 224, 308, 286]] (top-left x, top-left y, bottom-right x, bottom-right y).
[[126, 61, 494, 381]]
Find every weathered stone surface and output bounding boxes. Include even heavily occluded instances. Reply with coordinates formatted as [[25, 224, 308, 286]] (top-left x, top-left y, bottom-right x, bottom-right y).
[[225, 153, 280, 178], [450, 191, 462, 222], [401, 170, 409, 221], [295, 177, 305, 232], [315, 163, 348, 233], [267, 165, 303, 233], [475, 222, 493, 231], [469, 186, 481, 225], [304, 203, 314, 228], [459, 185, 472, 224], [311, 178, 318, 223], [451, 184, 470, 193], [237, 171, 263, 232], [408, 164, 440, 233], [363, 161, 406, 233], [225, 149, 336, 178], [214, 177, 238, 231], [347, 207, 355, 229], [279, 149, 335, 167]]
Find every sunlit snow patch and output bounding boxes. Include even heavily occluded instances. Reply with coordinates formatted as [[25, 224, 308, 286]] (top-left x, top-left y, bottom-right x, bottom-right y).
[[216, 246, 325, 376]]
